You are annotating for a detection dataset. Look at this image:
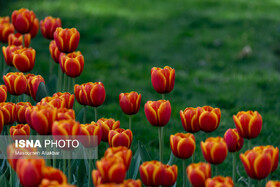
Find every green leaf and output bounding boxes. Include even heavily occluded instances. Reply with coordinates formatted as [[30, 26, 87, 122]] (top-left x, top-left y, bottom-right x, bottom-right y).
[[167, 152, 176, 165], [127, 147, 141, 179], [76, 107, 85, 123], [35, 82, 49, 102], [138, 141, 151, 162], [47, 75, 57, 95]]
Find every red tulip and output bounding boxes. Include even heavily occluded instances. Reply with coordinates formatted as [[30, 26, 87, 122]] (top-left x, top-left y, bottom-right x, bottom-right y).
[[56, 108, 75, 121], [139, 161, 164, 186], [25, 105, 33, 128], [0, 16, 10, 24], [108, 128, 133, 148], [16, 102, 32, 123], [0, 85, 7, 102], [0, 110, 3, 134], [3, 72, 27, 95], [2, 45, 22, 66], [151, 66, 175, 94], [187, 162, 211, 187], [224, 128, 244, 152], [161, 164, 178, 186], [40, 16, 62, 40], [59, 51, 84, 77], [104, 146, 132, 171], [52, 120, 81, 143], [180, 107, 200, 133], [54, 27, 80, 53], [49, 40, 62, 63], [29, 18, 39, 38], [92, 170, 103, 186], [0, 102, 16, 125], [97, 118, 120, 142], [198, 106, 221, 132], [170, 133, 196, 159], [205, 176, 234, 187], [79, 122, 102, 147], [12, 8, 36, 34], [266, 181, 280, 187], [26, 75, 45, 101], [12, 47, 36, 72], [9, 124, 30, 140], [53, 92, 75, 109], [41, 166, 67, 185], [38, 96, 65, 109], [119, 91, 141, 115], [0, 22, 14, 43], [8, 33, 31, 47]]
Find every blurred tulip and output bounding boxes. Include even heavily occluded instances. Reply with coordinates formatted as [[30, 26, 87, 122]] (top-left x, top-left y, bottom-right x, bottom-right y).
[[119, 91, 141, 115], [53, 92, 75, 109], [139, 161, 164, 186], [59, 51, 84, 77], [108, 128, 133, 148], [198, 106, 221, 132], [29, 18, 39, 38], [170, 133, 195, 159], [224, 128, 244, 152], [104, 147, 132, 171], [16, 102, 32, 123], [49, 40, 62, 63], [151, 66, 175, 94], [40, 16, 62, 39], [0, 85, 7, 102], [38, 96, 65, 109], [187, 162, 211, 187], [56, 108, 75, 121], [0, 102, 16, 125], [0, 23, 14, 43], [8, 33, 31, 47], [74, 82, 106, 107], [26, 75, 45, 101], [92, 170, 103, 186], [54, 27, 80, 53], [0, 16, 10, 24], [0, 110, 3, 134], [205, 176, 234, 187], [16, 157, 45, 187], [12, 47, 35, 72], [144, 100, 171, 127], [3, 72, 27, 95], [42, 166, 67, 185], [96, 156, 126, 184], [201, 137, 228, 164], [97, 118, 120, 142], [162, 164, 178, 186], [25, 105, 33, 128], [39, 180, 75, 187], [233, 111, 262, 139], [79, 121, 102, 147], [12, 8, 36, 34], [180, 107, 200, 133], [2, 45, 22, 66], [266, 181, 280, 187], [31, 105, 57, 135], [10, 124, 30, 140]]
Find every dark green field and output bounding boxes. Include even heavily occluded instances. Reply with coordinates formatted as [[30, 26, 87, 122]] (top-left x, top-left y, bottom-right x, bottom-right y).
[[1, 0, 280, 186]]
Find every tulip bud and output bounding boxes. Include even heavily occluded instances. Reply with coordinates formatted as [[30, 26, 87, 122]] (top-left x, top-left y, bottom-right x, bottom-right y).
[[198, 106, 221, 132], [56, 108, 75, 121], [201, 137, 228, 164], [266, 181, 280, 187], [180, 107, 200, 133], [187, 162, 211, 187], [0, 102, 16, 125], [29, 18, 39, 38], [139, 161, 164, 186], [53, 92, 75, 109], [26, 75, 45, 101], [10, 124, 30, 141], [97, 118, 120, 142], [0, 85, 7, 102], [79, 122, 102, 147], [2, 45, 22, 66], [162, 164, 178, 186], [16, 102, 32, 123], [205, 176, 234, 187], [104, 146, 132, 171], [59, 51, 84, 77], [119, 91, 141, 115], [233, 111, 262, 139], [224, 128, 244, 152], [54, 27, 80, 53], [12, 8, 36, 34], [3, 72, 27, 95], [40, 16, 62, 40], [12, 47, 36, 72], [170, 133, 195, 159], [151, 66, 175, 94], [0, 23, 14, 43], [38, 96, 65, 109], [108, 128, 133, 148], [8, 33, 31, 47], [144, 100, 171, 127], [49, 40, 62, 63]]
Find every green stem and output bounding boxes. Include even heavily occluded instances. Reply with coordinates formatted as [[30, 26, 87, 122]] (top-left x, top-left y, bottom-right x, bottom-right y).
[[129, 115, 132, 130], [83, 106, 87, 123], [258, 180, 262, 187], [183, 159, 186, 187], [247, 140, 252, 186], [68, 158, 71, 183], [232, 153, 236, 183], [88, 158, 92, 187], [158, 127, 162, 162], [53, 158, 56, 168], [72, 78, 75, 94], [248, 177, 251, 187], [63, 73, 67, 92], [94, 107, 97, 122], [67, 76, 71, 92], [162, 94, 165, 100], [192, 153, 194, 163], [49, 54, 53, 78], [215, 165, 218, 176], [15, 96, 19, 104], [22, 33, 25, 47], [46, 146, 51, 166], [248, 139, 251, 150], [63, 153, 66, 177], [57, 64, 62, 92], [161, 126, 164, 162]]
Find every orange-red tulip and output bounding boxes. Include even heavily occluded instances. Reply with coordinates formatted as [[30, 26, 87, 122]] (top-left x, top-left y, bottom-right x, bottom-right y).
[[205, 176, 234, 187], [39, 180, 75, 187], [180, 107, 200, 133], [52, 120, 81, 140], [170, 133, 195, 159], [151, 66, 175, 94], [119, 91, 141, 115], [26, 75, 45, 101], [12, 8, 36, 34], [49, 40, 62, 63], [8, 33, 31, 47], [198, 106, 221, 132], [139, 161, 164, 186], [29, 18, 39, 38], [187, 162, 211, 187], [54, 27, 80, 53], [31, 105, 57, 135], [40, 16, 62, 40], [10, 124, 30, 140], [53, 92, 75, 109], [0, 22, 14, 43], [92, 170, 103, 186], [144, 100, 171, 127], [108, 128, 133, 148], [0, 110, 3, 133], [97, 118, 120, 142], [0, 102, 16, 125], [16, 102, 32, 123], [2, 45, 22, 66], [233, 111, 262, 139], [0, 85, 7, 102], [59, 51, 84, 77], [12, 47, 35, 72], [3, 72, 27, 95], [201, 137, 228, 164], [74, 82, 106, 107], [25, 105, 33, 128], [56, 108, 75, 121], [38, 96, 65, 109], [104, 147, 132, 171], [224, 128, 244, 152], [266, 181, 280, 187], [79, 122, 102, 147], [0, 16, 10, 24], [41, 166, 67, 185], [16, 157, 45, 187], [93, 180, 141, 187], [162, 164, 178, 186]]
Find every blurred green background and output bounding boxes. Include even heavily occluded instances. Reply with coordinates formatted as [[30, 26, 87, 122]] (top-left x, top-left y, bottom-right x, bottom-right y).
[[1, 0, 280, 186]]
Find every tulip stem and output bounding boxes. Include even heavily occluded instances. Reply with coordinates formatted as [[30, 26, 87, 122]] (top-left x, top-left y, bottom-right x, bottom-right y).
[[158, 127, 163, 162], [68, 158, 71, 183], [63, 73, 67, 92], [88, 158, 92, 187], [129, 115, 132, 130], [83, 106, 87, 123], [192, 153, 194, 163], [57, 64, 62, 92], [182, 159, 186, 187], [49, 54, 53, 78], [72, 78, 75, 94], [248, 139, 251, 150], [215, 165, 218, 176], [68, 76, 71, 92], [94, 107, 97, 122], [162, 94, 165, 100], [22, 33, 25, 47], [258, 180, 262, 187], [248, 178, 251, 187], [232, 153, 236, 183]]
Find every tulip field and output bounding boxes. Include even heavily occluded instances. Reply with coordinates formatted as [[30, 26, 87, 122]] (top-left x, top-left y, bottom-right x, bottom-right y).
[[0, 0, 280, 187]]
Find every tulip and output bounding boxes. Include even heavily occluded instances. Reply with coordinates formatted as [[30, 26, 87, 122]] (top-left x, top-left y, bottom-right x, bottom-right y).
[[25, 105, 33, 128], [49, 40, 62, 63], [0, 110, 3, 134], [0, 102, 16, 125], [180, 107, 200, 133], [79, 121, 102, 147], [170, 133, 196, 159], [52, 119, 81, 140], [205, 176, 234, 187], [53, 92, 75, 109], [0, 16, 10, 24], [9, 124, 30, 140], [162, 164, 178, 186], [12, 47, 35, 72], [26, 74, 45, 101], [31, 105, 57, 135], [16, 102, 32, 123], [266, 181, 280, 187], [198, 106, 221, 132], [139, 161, 164, 186], [122, 179, 142, 187], [0, 23, 14, 43], [40, 16, 62, 40], [108, 128, 133, 148], [54, 27, 80, 53], [104, 147, 132, 171], [3, 72, 27, 95], [92, 170, 103, 186], [96, 156, 126, 184], [59, 51, 84, 77], [56, 108, 75, 121], [224, 128, 244, 152], [8, 33, 31, 47], [24, 73, 35, 95], [187, 162, 211, 187], [233, 111, 262, 139], [119, 91, 141, 115], [29, 18, 39, 38], [151, 66, 175, 94], [16, 157, 45, 187], [41, 166, 67, 185], [39, 180, 75, 187], [12, 8, 36, 34], [2, 45, 22, 66], [201, 137, 228, 165], [97, 118, 120, 142], [0, 85, 7, 102], [38, 96, 65, 109]]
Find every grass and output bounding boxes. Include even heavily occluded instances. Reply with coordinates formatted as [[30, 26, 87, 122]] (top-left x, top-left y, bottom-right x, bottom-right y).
[[1, 0, 280, 186]]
